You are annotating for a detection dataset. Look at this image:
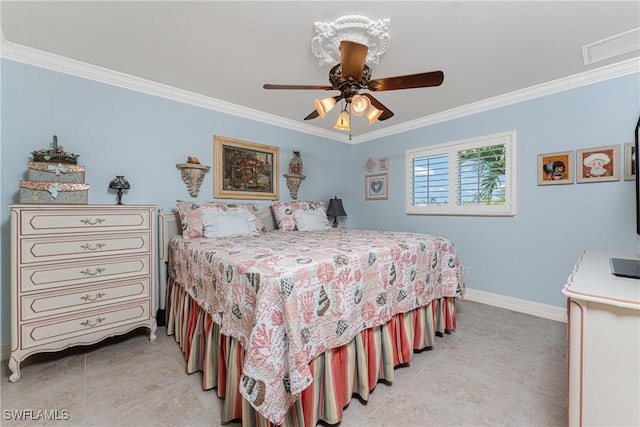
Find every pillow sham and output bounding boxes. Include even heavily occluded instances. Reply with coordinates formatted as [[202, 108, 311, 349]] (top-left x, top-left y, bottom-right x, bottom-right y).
[[293, 210, 330, 231], [176, 200, 264, 238], [203, 211, 253, 237], [271, 200, 329, 231]]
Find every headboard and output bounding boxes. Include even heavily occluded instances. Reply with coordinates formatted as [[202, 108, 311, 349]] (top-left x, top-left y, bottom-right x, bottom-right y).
[[157, 207, 278, 310]]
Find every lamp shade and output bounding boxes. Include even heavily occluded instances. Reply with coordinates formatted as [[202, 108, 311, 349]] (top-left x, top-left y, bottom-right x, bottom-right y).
[[314, 96, 337, 118], [334, 110, 351, 131], [350, 94, 371, 116], [109, 175, 130, 190], [327, 196, 347, 218], [365, 105, 384, 124]]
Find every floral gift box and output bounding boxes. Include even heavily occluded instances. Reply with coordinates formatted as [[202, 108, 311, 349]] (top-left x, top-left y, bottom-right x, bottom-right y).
[[19, 181, 89, 204], [27, 162, 86, 183]]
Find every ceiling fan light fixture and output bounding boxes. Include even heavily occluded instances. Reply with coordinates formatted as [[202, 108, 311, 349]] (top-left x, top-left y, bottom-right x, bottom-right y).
[[350, 94, 370, 116], [365, 105, 383, 124], [334, 109, 351, 131], [314, 96, 337, 117]]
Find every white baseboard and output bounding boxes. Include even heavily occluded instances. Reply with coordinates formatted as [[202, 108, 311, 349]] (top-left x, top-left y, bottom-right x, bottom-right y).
[[1, 343, 10, 362], [463, 288, 567, 323]]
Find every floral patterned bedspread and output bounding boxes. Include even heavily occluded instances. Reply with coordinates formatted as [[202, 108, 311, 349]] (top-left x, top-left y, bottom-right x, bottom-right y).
[[168, 228, 464, 425]]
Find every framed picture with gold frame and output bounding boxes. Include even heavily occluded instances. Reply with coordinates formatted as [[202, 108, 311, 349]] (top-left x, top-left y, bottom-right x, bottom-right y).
[[537, 151, 574, 185], [624, 142, 635, 181], [214, 135, 279, 200]]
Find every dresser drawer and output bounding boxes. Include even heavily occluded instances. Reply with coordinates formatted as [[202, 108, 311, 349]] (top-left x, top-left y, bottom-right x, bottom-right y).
[[19, 208, 151, 235], [20, 232, 150, 264], [20, 301, 151, 349], [21, 277, 151, 321], [20, 254, 150, 293]]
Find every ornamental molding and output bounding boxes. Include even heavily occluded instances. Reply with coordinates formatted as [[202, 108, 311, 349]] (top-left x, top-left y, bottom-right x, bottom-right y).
[[311, 15, 390, 67]]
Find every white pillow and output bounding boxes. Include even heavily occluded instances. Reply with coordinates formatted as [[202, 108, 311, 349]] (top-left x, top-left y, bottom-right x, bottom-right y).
[[293, 210, 329, 231], [203, 212, 253, 238]]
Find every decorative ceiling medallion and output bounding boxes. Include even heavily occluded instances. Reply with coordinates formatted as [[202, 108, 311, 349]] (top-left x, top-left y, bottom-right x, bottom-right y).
[[311, 15, 390, 67]]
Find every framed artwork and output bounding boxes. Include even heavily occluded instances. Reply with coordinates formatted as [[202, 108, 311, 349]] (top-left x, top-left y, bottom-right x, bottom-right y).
[[537, 151, 574, 185], [576, 144, 620, 183], [365, 173, 388, 200], [624, 142, 635, 181], [364, 158, 376, 173], [378, 157, 389, 170], [214, 135, 279, 199]]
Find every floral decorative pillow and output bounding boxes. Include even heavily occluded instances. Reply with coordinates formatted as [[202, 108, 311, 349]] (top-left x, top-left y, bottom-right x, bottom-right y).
[[271, 200, 328, 231], [176, 200, 264, 238]]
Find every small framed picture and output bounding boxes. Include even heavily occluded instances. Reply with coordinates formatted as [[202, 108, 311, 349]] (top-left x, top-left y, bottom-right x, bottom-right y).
[[538, 151, 574, 185], [364, 158, 376, 173], [365, 173, 388, 200], [378, 157, 389, 170], [624, 142, 635, 181], [576, 145, 620, 183]]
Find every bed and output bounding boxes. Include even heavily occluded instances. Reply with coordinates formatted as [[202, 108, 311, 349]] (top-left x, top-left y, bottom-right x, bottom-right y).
[[158, 201, 465, 426]]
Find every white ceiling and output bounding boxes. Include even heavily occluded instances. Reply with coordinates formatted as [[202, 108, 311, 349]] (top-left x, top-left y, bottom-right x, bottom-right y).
[[2, 1, 639, 141]]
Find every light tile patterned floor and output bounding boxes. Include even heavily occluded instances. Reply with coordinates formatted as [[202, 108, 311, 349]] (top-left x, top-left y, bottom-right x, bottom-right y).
[[1, 300, 567, 426]]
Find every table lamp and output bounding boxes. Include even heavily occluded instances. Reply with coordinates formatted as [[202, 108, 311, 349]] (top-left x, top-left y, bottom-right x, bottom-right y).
[[109, 175, 130, 205], [326, 196, 347, 228]]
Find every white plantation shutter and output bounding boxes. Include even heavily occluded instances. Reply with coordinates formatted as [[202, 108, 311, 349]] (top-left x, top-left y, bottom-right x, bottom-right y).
[[406, 131, 516, 216], [410, 153, 449, 206], [456, 143, 506, 206]]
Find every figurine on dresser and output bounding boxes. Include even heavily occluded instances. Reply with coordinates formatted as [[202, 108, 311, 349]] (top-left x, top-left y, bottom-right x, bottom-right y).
[[18, 135, 89, 203]]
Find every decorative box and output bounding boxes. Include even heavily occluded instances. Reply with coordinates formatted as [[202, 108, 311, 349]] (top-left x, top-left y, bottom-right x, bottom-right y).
[[27, 162, 86, 183], [19, 181, 89, 204]]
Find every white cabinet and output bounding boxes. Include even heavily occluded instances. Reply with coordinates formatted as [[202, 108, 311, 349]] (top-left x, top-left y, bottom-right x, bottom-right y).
[[563, 251, 640, 427], [8, 204, 157, 382]]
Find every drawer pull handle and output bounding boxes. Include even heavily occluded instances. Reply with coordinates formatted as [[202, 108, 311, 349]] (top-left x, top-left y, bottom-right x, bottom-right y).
[[81, 242, 106, 251], [80, 292, 106, 302], [80, 317, 106, 328], [80, 267, 106, 276], [80, 218, 106, 225]]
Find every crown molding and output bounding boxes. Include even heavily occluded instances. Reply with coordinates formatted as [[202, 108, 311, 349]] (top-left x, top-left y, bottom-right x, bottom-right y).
[[1, 42, 637, 144], [0, 42, 345, 142], [353, 56, 640, 143]]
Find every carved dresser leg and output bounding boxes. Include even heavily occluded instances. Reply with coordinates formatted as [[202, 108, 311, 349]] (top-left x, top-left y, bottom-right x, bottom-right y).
[[8, 355, 21, 382]]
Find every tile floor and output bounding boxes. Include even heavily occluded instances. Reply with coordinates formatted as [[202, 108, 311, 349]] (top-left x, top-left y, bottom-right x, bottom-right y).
[[1, 300, 567, 426]]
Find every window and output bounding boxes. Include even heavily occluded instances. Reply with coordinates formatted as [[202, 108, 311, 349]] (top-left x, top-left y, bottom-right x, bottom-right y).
[[406, 131, 516, 216]]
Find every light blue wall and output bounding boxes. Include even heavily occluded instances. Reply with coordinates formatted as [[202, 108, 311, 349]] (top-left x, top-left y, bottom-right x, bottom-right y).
[[350, 73, 640, 307], [1, 58, 638, 346], [0, 59, 354, 344]]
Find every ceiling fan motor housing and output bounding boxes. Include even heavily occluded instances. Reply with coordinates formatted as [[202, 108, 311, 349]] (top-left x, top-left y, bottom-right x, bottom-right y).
[[329, 63, 372, 101]]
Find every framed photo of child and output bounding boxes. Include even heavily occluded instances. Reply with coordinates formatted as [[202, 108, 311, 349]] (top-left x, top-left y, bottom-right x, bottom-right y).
[[538, 151, 574, 185], [576, 145, 619, 183]]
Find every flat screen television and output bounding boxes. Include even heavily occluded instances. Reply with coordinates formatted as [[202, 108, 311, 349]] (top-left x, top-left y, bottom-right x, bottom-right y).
[[636, 115, 640, 235], [611, 115, 640, 279]]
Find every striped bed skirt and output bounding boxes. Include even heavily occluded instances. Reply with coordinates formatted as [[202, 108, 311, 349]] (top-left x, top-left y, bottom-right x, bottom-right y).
[[166, 278, 457, 426]]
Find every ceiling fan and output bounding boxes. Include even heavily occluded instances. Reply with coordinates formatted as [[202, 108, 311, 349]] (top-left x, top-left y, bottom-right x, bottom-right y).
[[263, 40, 444, 131]]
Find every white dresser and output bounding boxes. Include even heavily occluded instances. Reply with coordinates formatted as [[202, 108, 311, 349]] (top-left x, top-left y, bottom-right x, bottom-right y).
[[562, 251, 640, 427], [8, 204, 157, 382]]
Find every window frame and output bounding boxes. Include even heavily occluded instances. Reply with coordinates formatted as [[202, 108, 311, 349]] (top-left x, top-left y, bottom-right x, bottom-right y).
[[406, 130, 517, 216]]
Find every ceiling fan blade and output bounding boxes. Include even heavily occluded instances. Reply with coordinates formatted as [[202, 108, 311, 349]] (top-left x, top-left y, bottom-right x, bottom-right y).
[[362, 93, 394, 121], [340, 40, 368, 81], [263, 84, 333, 90], [304, 110, 320, 120], [367, 71, 444, 91]]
